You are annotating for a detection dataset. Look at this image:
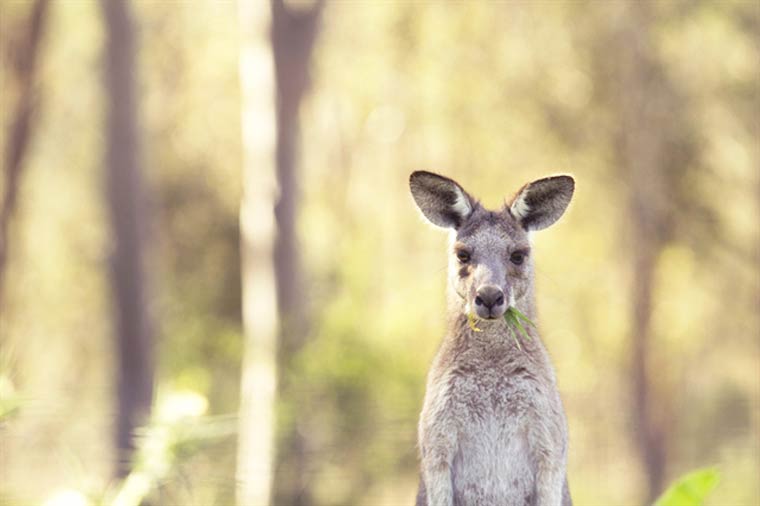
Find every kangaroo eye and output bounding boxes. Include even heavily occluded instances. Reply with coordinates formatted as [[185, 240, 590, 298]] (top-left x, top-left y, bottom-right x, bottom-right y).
[[456, 251, 471, 264], [510, 252, 525, 265]]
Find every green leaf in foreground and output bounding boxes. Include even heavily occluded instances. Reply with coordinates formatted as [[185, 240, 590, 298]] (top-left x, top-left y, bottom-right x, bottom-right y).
[[653, 467, 720, 506]]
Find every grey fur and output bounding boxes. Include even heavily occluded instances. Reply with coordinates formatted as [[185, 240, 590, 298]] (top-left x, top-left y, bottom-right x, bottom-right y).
[[409, 171, 574, 506]]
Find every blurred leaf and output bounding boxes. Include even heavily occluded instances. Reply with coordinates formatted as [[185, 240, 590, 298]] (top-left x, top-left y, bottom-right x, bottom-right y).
[[0, 375, 23, 422], [653, 468, 720, 506]]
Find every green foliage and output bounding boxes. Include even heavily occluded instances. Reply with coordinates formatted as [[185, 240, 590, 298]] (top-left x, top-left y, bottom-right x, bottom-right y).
[[654, 468, 720, 506]]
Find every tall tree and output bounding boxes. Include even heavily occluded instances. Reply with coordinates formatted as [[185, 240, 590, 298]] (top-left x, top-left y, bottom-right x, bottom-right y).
[[99, 0, 154, 478], [0, 0, 50, 313]]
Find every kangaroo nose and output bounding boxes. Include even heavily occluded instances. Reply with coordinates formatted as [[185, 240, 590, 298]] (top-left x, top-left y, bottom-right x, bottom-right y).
[[474, 286, 505, 309]]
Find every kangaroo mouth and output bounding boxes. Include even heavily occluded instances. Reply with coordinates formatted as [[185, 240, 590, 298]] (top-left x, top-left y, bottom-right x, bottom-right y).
[[473, 305, 507, 320], [472, 313, 501, 321], [467, 311, 503, 333]]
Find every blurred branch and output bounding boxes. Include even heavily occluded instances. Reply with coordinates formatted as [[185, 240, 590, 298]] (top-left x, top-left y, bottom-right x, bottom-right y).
[[0, 0, 50, 314]]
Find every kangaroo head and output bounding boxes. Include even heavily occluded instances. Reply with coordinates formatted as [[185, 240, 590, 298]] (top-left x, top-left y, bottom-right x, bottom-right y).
[[409, 171, 574, 321]]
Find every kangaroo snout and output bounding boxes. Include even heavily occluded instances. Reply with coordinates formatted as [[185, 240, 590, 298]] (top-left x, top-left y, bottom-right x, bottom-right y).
[[474, 285, 506, 319]]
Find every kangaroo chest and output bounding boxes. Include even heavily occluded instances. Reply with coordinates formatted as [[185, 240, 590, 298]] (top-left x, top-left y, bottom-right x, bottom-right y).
[[441, 350, 552, 504], [446, 348, 547, 422]]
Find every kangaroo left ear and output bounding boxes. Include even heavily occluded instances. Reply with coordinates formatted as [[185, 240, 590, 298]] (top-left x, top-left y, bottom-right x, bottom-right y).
[[509, 175, 575, 231]]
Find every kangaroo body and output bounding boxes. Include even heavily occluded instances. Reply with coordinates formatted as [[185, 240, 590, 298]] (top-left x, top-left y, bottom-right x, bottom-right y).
[[409, 172, 574, 506]]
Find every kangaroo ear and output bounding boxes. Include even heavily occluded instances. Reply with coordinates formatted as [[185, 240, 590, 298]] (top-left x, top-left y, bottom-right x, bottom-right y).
[[409, 171, 474, 229], [510, 175, 574, 231]]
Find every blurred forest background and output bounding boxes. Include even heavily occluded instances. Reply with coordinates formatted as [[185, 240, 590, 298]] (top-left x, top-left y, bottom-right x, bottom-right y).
[[1, 1, 758, 505]]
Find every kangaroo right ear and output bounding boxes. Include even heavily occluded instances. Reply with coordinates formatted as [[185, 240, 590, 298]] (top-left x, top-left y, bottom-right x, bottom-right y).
[[409, 171, 474, 229]]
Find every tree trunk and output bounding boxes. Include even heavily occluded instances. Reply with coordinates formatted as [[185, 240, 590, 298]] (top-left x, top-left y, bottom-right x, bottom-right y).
[[616, 3, 671, 501], [0, 0, 50, 314], [271, 1, 323, 504], [236, 0, 279, 504], [99, 0, 154, 478]]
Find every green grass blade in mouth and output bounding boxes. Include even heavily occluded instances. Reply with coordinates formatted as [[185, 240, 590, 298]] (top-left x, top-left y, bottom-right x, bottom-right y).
[[511, 315, 531, 341], [507, 325, 522, 350], [509, 307, 536, 329], [504, 306, 536, 348]]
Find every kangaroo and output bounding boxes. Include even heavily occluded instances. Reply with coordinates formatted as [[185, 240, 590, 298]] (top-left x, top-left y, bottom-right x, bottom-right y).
[[410, 171, 574, 506]]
